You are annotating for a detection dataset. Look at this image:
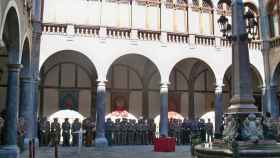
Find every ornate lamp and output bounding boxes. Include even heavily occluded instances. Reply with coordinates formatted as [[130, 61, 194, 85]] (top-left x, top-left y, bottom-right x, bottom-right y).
[[244, 9, 258, 40], [217, 9, 258, 41], [217, 15, 231, 38]]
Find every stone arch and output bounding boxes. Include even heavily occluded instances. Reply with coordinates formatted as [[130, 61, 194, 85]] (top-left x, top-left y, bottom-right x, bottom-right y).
[[39, 50, 98, 118], [106, 54, 162, 118], [2, 6, 20, 64], [106, 53, 162, 83], [169, 58, 217, 119], [222, 64, 264, 111]]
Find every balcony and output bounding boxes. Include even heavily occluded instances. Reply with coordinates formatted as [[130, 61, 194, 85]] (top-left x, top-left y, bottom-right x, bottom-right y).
[[41, 23, 262, 50]]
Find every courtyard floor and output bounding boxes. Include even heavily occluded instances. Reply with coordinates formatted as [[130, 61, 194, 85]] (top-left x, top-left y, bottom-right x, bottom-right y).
[[22, 145, 194, 158]]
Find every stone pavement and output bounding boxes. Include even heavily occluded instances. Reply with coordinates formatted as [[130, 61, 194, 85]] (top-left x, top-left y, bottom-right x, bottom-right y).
[[21, 145, 194, 158]]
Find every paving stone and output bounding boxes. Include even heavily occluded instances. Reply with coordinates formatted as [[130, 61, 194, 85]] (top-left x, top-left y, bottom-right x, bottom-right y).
[[21, 145, 194, 158]]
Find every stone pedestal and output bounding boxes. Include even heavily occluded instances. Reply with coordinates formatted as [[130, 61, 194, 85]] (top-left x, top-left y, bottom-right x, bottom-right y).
[[95, 81, 108, 147], [159, 83, 169, 137], [227, 0, 257, 113]]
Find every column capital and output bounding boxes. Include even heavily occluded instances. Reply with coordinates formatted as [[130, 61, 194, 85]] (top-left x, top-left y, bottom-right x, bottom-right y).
[[160, 82, 170, 87], [97, 80, 107, 86], [215, 84, 223, 94], [7, 64, 23, 71]]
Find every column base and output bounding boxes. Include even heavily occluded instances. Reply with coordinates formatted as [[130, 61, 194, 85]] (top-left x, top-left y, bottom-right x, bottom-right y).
[[0, 145, 20, 158], [95, 137, 108, 147]]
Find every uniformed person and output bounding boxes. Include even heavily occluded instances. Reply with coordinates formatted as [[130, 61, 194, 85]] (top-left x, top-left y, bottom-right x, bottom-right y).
[[143, 119, 149, 145], [148, 119, 156, 145], [39, 117, 51, 146], [105, 118, 114, 146], [114, 119, 121, 145], [71, 118, 81, 146], [136, 119, 142, 145], [182, 118, 191, 144], [198, 119, 206, 143], [120, 119, 128, 145], [169, 119, 176, 138], [206, 119, 213, 143], [175, 120, 182, 145], [127, 119, 135, 145], [51, 118, 61, 146], [62, 118, 71, 146], [84, 118, 95, 146]]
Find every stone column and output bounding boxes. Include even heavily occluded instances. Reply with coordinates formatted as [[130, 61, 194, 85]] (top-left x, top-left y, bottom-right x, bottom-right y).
[[228, 0, 257, 113], [214, 84, 223, 136], [95, 81, 108, 147], [269, 85, 280, 118], [258, 0, 278, 117], [159, 83, 168, 137], [19, 76, 34, 143], [5, 64, 22, 148]]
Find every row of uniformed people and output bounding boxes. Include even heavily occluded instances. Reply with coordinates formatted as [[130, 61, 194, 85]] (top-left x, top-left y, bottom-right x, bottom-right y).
[[38, 117, 96, 146], [105, 118, 156, 145]]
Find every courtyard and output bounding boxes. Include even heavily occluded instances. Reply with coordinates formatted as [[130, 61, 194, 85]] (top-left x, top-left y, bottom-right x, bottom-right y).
[[22, 146, 193, 158]]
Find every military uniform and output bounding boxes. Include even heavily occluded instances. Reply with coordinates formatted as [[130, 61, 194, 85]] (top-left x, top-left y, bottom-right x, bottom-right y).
[[62, 119, 71, 146], [71, 119, 81, 146], [114, 119, 121, 145], [51, 119, 61, 146], [143, 120, 149, 145], [127, 120, 136, 145], [198, 119, 206, 143], [105, 118, 113, 146], [148, 119, 156, 145], [84, 119, 95, 146], [136, 120, 142, 145], [120, 120, 128, 145], [39, 118, 50, 146], [206, 120, 213, 143]]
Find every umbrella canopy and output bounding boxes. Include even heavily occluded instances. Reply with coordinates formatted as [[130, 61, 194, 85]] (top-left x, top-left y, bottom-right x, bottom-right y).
[[105, 110, 138, 122], [154, 111, 184, 125], [48, 109, 85, 125]]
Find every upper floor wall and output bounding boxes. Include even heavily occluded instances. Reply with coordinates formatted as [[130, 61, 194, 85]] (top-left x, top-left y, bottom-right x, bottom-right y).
[[42, 0, 260, 37]]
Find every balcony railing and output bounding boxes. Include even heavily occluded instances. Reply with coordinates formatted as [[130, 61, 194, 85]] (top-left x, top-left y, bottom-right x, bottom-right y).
[[195, 35, 215, 46], [167, 32, 188, 43], [74, 25, 100, 37], [138, 30, 161, 41], [220, 38, 231, 47], [248, 41, 261, 50], [106, 27, 131, 39], [41, 23, 262, 50], [42, 23, 67, 34]]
